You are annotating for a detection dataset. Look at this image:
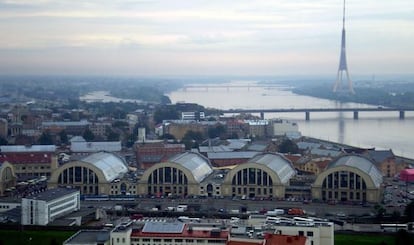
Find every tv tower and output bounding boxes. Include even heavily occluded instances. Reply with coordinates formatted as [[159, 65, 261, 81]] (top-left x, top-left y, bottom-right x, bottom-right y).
[[333, 0, 355, 94]]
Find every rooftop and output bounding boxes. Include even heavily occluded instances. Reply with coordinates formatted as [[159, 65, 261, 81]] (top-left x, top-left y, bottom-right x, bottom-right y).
[[0, 145, 56, 153], [132, 223, 229, 239], [63, 230, 110, 245], [23, 188, 79, 202]]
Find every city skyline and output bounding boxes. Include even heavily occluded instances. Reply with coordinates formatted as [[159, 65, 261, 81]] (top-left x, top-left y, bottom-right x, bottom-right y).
[[0, 0, 413, 77]]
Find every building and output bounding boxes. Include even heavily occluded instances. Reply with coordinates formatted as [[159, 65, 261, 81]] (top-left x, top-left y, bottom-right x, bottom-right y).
[[0, 145, 58, 178], [221, 153, 296, 199], [245, 120, 268, 138], [243, 215, 333, 245], [207, 152, 260, 167], [21, 188, 80, 225], [42, 120, 90, 136], [70, 136, 122, 155], [0, 161, 17, 196], [0, 118, 7, 139], [364, 149, 410, 178], [298, 158, 331, 176], [135, 141, 185, 169], [63, 230, 110, 245], [48, 152, 129, 195], [312, 155, 383, 203], [130, 221, 229, 245], [89, 122, 112, 139], [268, 119, 300, 138], [181, 111, 205, 121], [164, 121, 207, 141], [138, 152, 213, 197]]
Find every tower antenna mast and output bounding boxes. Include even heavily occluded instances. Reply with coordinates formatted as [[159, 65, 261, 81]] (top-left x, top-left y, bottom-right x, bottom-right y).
[[333, 0, 355, 94]]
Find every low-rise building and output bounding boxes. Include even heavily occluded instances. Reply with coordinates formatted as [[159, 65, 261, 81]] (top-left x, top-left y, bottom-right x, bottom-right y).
[[49, 152, 129, 195], [63, 230, 111, 245], [0, 145, 58, 178], [21, 188, 80, 225]]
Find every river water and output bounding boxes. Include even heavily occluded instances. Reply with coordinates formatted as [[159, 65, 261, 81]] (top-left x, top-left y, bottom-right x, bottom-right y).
[[167, 81, 414, 159]]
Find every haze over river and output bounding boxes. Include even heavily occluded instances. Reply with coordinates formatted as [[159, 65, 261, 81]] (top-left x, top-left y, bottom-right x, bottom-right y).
[[168, 81, 414, 159]]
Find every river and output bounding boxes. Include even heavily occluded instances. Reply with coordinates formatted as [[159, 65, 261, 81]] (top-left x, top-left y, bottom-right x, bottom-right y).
[[167, 81, 414, 159]]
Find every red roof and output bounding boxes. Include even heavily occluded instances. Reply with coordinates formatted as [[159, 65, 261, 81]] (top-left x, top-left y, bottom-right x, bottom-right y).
[[227, 240, 262, 245], [0, 152, 52, 164], [265, 234, 306, 245]]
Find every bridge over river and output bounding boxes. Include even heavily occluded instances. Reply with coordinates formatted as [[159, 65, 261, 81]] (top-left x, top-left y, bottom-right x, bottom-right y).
[[221, 107, 414, 120]]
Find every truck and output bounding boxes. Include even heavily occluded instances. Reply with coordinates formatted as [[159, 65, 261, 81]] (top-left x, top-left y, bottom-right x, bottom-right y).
[[287, 208, 305, 215], [114, 205, 123, 211], [266, 209, 285, 216], [176, 205, 188, 212]]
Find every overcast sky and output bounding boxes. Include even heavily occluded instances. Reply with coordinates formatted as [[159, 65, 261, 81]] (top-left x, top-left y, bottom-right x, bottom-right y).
[[0, 0, 413, 77]]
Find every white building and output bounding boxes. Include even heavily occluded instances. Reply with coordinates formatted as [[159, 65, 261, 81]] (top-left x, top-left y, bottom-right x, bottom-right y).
[[181, 112, 205, 121], [21, 188, 80, 225], [269, 119, 300, 138], [247, 215, 334, 245], [70, 136, 122, 154]]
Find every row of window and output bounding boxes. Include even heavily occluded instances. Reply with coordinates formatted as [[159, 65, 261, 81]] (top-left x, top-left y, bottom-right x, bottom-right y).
[[129, 238, 226, 244], [16, 166, 50, 170]]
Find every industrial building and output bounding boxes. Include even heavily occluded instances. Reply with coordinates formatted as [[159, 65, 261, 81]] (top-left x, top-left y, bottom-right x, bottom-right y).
[[49, 152, 130, 195], [21, 188, 80, 225], [312, 155, 383, 203]]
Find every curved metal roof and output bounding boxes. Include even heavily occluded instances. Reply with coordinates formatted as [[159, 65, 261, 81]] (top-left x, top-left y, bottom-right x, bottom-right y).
[[168, 152, 213, 183], [328, 155, 383, 187], [81, 152, 128, 182], [248, 153, 296, 184]]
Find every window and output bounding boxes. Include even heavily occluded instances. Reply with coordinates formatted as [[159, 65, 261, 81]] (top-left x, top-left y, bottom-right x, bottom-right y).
[[298, 231, 304, 236], [307, 231, 314, 237]]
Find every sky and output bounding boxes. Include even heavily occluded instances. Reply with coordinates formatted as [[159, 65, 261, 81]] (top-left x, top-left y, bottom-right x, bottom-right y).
[[0, 0, 413, 77]]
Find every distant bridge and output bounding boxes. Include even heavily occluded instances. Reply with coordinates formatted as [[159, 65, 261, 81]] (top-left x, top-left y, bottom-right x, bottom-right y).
[[221, 107, 414, 120], [182, 84, 283, 91]]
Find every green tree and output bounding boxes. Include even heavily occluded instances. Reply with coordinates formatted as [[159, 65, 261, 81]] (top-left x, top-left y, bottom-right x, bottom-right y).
[[404, 201, 414, 222], [59, 130, 68, 144], [182, 130, 204, 150], [107, 130, 120, 141], [208, 124, 226, 139], [278, 138, 299, 154], [0, 136, 7, 145], [38, 131, 54, 145], [153, 107, 179, 124], [83, 128, 95, 141], [374, 204, 386, 219]]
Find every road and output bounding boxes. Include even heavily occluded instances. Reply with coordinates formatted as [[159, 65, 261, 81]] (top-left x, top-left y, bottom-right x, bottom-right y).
[[81, 197, 400, 218]]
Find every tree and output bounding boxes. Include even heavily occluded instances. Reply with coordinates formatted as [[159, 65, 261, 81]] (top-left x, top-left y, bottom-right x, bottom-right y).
[[0, 136, 7, 145], [107, 130, 120, 141], [59, 130, 68, 144], [374, 204, 386, 219], [153, 107, 179, 124], [182, 130, 204, 150], [83, 128, 95, 141], [278, 138, 299, 154], [404, 200, 414, 222], [38, 131, 54, 145], [208, 124, 226, 139]]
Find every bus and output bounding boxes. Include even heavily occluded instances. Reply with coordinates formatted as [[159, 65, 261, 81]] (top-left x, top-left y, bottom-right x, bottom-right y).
[[380, 223, 411, 232]]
